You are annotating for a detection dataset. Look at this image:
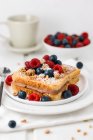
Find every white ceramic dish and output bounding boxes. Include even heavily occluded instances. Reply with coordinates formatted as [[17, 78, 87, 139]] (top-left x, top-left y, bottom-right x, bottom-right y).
[[6, 41, 42, 54], [4, 70, 88, 106], [43, 40, 91, 59]]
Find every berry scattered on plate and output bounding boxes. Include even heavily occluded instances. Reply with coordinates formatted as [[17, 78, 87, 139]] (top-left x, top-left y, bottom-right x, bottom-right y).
[[5, 75, 12, 86], [44, 32, 91, 48], [8, 120, 16, 128]]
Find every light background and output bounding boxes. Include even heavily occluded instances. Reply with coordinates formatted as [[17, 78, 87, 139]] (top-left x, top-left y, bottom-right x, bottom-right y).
[[0, 0, 93, 40]]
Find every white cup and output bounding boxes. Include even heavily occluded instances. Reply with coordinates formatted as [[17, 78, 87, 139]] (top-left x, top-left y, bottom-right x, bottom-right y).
[[0, 15, 39, 48]]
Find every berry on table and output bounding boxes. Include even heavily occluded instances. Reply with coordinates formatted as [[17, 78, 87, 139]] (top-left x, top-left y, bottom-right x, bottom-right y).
[[62, 90, 72, 99], [41, 95, 51, 101], [68, 84, 79, 96], [5, 75, 13, 86], [53, 64, 63, 74], [27, 93, 40, 101], [18, 91, 26, 99], [8, 120, 16, 128], [44, 69, 54, 77], [76, 61, 83, 69], [49, 55, 57, 63]]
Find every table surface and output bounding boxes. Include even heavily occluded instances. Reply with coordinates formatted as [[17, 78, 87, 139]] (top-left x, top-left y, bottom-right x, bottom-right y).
[[0, 39, 93, 140]]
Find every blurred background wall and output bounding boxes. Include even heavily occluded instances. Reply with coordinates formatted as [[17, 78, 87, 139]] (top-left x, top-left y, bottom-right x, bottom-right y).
[[0, 0, 92, 40]]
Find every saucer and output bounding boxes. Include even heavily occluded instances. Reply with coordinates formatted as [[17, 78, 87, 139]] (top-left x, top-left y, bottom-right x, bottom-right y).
[[6, 42, 42, 54]]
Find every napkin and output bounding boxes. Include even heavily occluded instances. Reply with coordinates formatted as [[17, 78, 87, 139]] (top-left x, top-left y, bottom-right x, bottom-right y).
[[0, 59, 93, 133]]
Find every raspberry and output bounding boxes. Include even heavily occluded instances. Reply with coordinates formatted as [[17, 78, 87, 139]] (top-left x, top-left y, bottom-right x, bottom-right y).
[[43, 55, 50, 61], [25, 61, 30, 69], [68, 84, 79, 96], [57, 33, 65, 40], [27, 93, 40, 101], [59, 45, 64, 48], [46, 60, 55, 68], [53, 64, 63, 74], [44, 35, 52, 43], [5, 75, 12, 86], [29, 58, 41, 69], [82, 32, 88, 39], [76, 42, 83, 48], [46, 40, 53, 46], [83, 39, 90, 46], [66, 36, 72, 44]]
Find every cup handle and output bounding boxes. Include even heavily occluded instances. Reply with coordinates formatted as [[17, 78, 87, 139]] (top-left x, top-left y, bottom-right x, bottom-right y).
[[0, 22, 9, 42]]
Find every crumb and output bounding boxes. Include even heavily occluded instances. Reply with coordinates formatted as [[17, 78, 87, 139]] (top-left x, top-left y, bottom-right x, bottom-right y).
[[77, 129, 81, 133], [13, 92, 18, 96], [21, 119, 28, 123], [71, 137, 76, 140], [44, 129, 51, 134], [83, 132, 88, 136], [26, 69, 35, 76], [89, 125, 93, 128]]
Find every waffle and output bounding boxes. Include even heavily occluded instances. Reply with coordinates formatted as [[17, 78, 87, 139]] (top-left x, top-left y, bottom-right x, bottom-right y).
[[11, 64, 80, 101]]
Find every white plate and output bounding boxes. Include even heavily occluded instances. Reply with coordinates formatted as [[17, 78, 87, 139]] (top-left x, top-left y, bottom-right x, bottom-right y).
[[6, 41, 42, 54], [4, 71, 88, 106]]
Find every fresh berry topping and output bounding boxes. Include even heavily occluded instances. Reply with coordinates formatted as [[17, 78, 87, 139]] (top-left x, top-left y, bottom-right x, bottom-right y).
[[57, 33, 65, 40], [82, 32, 88, 39], [65, 44, 71, 48], [78, 35, 84, 42], [76, 61, 83, 69], [68, 84, 79, 96], [41, 96, 51, 101], [72, 39, 78, 46], [83, 38, 90, 46], [8, 120, 16, 128], [43, 55, 50, 61], [62, 38, 68, 45], [18, 91, 26, 99], [5, 75, 12, 86], [76, 42, 83, 48], [27, 93, 40, 101], [56, 60, 62, 65], [44, 69, 54, 77], [49, 55, 57, 63], [54, 39, 61, 46], [29, 58, 41, 69], [36, 68, 44, 75], [53, 64, 63, 74], [25, 61, 30, 69], [46, 60, 55, 68], [62, 90, 72, 99], [66, 36, 72, 44]]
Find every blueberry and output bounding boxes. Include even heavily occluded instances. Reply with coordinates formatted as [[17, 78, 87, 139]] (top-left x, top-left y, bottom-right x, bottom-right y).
[[65, 44, 71, 48], [56, 60, 62, 65], [41, 96, 51, 101], [18, 91, 26, 99], [55, 32, 61, 38], [62, 90, 72, 99], [78, 36, 84, 42], [50, 35, 56, 42], [76, 61, 83, 69], [62, 39, 68, 45], [72, 34, 78, 38], [54, 39, 61, 46], [63, 33, 68, 36], [49, 55, 57, 63], [8, 120, 16, 128], [44, 69, 54, 77], [36, 68, 44, 75], [72, 39, 78, 46]]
